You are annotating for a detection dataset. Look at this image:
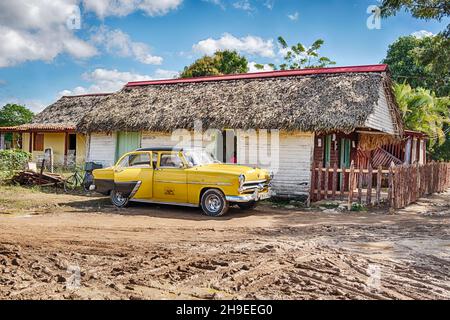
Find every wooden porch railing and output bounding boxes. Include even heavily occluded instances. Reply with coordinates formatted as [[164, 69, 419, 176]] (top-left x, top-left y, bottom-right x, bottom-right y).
[[310, 161, 450, 210]]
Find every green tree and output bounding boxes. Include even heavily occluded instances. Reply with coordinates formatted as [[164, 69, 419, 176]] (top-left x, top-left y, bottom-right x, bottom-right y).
[[394, 83, 450, 158], [180, 50, 248, 78], [267, 36, 335, 70], [380, 0, 449, 21], [0, 104, 34, 127], [383, 35, 449, 96]]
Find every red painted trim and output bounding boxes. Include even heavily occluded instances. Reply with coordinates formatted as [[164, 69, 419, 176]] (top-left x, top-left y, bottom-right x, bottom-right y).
[[126, 64, 388, 87]]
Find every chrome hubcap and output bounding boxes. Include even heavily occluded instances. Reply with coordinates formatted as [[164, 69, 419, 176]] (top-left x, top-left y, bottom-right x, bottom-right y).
[[205, 194, 221, 212], [114, 191, 126, 205]]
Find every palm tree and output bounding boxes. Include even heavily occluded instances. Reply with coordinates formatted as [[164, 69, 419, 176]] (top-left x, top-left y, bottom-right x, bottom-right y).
[[394, 83, 450, 147]]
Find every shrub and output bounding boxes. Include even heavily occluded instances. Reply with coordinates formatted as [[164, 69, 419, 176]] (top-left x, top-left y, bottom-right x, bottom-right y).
[[0, 149, 32, 179]]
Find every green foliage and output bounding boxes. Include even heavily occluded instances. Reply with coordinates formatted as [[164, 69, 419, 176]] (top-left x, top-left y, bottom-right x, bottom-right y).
[[0, 149, 31, 180], [394, 82, 450, 150], [351, 203, 367, 212], [383, 35, 449, 96], [380, 0, 449, 21], [267, 36, 335, 70], [180, 50, 248, 78], [0, 104, 34, 127]]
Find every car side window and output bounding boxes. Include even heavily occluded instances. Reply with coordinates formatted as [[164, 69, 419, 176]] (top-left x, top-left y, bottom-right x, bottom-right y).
[[117, 155, 131, 168], [117, 153, 151, 168], [129, 153, 151, 168], [159, 153, 183, 168]]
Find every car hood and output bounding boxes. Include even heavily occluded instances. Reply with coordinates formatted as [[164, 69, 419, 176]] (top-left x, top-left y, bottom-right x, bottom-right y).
[[190, 163, 269, 181]]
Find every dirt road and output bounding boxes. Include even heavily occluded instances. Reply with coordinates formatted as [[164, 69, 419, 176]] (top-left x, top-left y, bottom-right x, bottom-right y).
[[0, 186, 449, 300]]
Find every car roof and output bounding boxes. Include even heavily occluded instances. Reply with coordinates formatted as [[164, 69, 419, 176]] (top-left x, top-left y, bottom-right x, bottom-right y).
[[135, 147, 205, 152]]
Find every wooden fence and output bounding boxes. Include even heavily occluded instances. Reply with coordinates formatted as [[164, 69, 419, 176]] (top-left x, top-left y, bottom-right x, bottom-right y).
[[310, 161, 450, 210]]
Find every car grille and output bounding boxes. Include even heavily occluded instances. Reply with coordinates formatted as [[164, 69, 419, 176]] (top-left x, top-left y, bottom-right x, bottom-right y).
[[241, 179, 270, 193]]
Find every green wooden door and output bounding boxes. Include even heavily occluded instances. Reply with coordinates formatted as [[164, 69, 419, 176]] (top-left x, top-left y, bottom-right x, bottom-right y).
[[116, 132, 141, 161], [340, 138, 351, 168], [339, 138, 351, 188]]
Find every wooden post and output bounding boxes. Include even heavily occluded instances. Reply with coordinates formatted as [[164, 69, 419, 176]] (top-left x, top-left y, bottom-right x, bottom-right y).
[[366, 164, 373, 206], [324, 164, 329, 200], [347, 161, 355, 211], [317, 162, 322, 201], [357, 168, 363, 204], [29, 132, 33, 153], [340, 166, 346, 201], [332, 163, 337, 200], [310, 161, 316, 204], [388, 163, 394, 209], [64, 132, 68, 167], [376, 166, 382, 206]]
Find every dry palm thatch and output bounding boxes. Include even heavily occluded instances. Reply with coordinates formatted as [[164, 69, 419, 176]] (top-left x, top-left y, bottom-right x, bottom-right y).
[[77, 72, 400, 135], [24, 94, 111, 130]]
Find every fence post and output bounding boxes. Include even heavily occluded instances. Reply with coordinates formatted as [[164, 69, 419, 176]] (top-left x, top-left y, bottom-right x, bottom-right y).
[[332, 163, 337, 200], [366, 164, 373, 206], [376, 166, 382, 206], [317, 162, 323, 201], [388, 162, 394, 209], [347, 161, 355, 211], [324, 163, 329, 200], [358, 167, 363, 204], [310, 161, 316, 204]]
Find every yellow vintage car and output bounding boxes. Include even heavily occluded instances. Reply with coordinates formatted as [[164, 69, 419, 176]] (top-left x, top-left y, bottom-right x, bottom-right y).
[[92, 147, 272, 216]]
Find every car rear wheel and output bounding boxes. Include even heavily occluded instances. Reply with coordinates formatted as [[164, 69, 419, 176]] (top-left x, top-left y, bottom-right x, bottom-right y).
[[238, 201, 257, 210], [201, 189, 229, 217], [111, 190, 129, 208]]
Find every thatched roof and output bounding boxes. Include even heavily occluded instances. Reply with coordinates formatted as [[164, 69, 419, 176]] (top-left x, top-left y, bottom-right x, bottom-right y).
[[22, 93, 111, 131], [77, 65, 402, 135]]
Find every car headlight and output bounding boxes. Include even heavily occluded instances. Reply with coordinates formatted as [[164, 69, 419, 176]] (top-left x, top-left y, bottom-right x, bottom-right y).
[[238, 174, 245, 193]]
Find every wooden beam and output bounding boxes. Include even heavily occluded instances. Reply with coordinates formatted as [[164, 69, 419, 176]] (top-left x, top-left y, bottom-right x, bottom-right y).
[[64, 132, 68, 166], [29, 132, 33, 153]]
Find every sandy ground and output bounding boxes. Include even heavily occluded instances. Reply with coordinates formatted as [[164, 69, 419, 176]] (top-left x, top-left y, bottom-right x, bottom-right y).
[[0, 186, 449, 300]]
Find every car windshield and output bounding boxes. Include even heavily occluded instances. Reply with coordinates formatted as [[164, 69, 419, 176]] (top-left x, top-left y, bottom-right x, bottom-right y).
[[183, 150, 219, 167]]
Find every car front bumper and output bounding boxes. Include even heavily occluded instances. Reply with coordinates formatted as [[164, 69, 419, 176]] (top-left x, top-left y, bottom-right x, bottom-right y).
[[226, 189, 272, 203]]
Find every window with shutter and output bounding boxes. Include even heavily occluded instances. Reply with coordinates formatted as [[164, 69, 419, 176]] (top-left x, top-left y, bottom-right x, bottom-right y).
[[33, 133, 44, 151]]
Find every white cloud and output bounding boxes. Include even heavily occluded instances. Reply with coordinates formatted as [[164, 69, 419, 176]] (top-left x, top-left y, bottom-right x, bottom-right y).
[[233, 0, 254, 12], [288, 11, 299, 21], [193, 33, 275, 58], [0, 0, 97, 67], [411, 30, 434, 39], [59, 69, 152, 96], [248, 61, 274, 73], [91, 27, 163, 65], [82, 0, 183, 18], [58, 68, 179, 97]]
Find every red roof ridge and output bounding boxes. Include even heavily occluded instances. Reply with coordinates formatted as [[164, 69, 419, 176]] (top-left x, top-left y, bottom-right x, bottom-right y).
[[126, 64, 388, 87]]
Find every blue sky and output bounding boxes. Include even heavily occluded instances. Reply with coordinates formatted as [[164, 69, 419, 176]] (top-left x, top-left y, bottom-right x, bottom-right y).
[[0, 0, 448, 112]]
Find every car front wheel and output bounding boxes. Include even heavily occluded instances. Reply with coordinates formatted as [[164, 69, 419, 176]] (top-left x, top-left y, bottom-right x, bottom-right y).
[[110, 190, 129, 208], [201, 189, 229, 217]]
